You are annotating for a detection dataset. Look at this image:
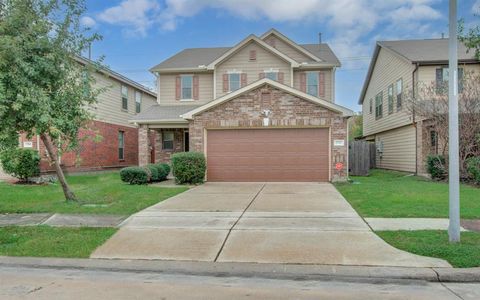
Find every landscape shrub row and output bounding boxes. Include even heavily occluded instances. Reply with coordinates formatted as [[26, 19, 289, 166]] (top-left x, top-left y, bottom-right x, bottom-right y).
[[427, 154, 480, 185], [120, 163, 170, 185]]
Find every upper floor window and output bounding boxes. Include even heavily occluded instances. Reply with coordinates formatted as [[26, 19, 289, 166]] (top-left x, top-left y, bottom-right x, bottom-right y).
[[369, 99, 373, 114], [396, 79, 403, 110], [229, 73, 241, 92], [306, 72, 319, 97], [375, 92, 383, 119], [265, 71, 278, 81], [135, 91, 142, 113], [181, 75, 193, 100], [387, 84, 394, 114], [436, 67, 464, 94], [121, 85, 128, 110]]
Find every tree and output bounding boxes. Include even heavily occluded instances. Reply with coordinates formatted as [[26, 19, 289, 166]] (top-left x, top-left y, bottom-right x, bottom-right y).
[[459, 19, 480, 59], [405, 72, 480, 178], [348, 113, 363, 141], [0, 0, 102, 201]]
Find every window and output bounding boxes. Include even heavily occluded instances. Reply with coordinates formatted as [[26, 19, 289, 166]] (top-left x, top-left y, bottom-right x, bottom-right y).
[[369, 99, 373, 114], [249, 50, 256, 61], [306, 72, 319, 97], [118, 131, 125, 160], [135, 91, 142, 113], [162, 131, 174, 150], [387, 84, 394, 114], [121, 85, 128, 110], [396, 79, 403, 110], [436, 67, 464, 94], [228, 73, 241, 92], [265, 71, 278, 81], [181, 75, 193, 100], [375, 92, 383, 119], [430, 130, 438, 154]]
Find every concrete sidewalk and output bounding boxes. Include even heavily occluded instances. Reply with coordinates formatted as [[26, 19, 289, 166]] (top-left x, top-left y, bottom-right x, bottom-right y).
[[92, 182, 450, 268], [0, 213, 125, 227], [366, 218, 470, 231]]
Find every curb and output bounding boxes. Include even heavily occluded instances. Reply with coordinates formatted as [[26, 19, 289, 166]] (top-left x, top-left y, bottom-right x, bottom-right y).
[[0, 256, 479, 283]]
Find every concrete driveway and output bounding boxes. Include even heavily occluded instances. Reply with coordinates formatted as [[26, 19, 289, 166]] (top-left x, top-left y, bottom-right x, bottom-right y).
[[92, 183, 450, 267]]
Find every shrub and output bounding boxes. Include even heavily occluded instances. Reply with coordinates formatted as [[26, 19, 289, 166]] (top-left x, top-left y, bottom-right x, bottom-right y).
[[426, 155, 447, 180], [160, 163, 171, 176], [0, 148, 40, 181], [145, 164, 159, 182], [120, 167, 148, 185], [171, 152, 206, 184], [152, 163, 169, 181], [466, 157, 480, 184]]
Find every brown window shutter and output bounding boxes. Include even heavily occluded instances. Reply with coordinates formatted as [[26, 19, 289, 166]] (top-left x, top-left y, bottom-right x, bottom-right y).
[[222, 73, 229, 92], [318, 72, 325, 97], [193, 75, 199, 100], [241, 73, 247, 87], [278, 72, 284, 84], [259, 72, 265, 79], [175, 76, 181, 100], [249, 50, 256, 61], [299, 72, 306, 92]]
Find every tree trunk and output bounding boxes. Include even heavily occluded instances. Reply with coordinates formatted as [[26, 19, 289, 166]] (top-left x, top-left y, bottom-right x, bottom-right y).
[[40, 133, 77, 202]]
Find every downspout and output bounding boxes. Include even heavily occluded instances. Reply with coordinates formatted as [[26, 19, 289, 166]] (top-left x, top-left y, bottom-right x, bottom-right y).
[[412, 62, 419, 174]]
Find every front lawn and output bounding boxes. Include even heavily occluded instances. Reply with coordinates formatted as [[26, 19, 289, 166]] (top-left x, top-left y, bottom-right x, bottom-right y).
[[335, 169, 480, 218], [0, 226, 116, 258], [0, 172, 187, 214], [377, 230, 480, 268]]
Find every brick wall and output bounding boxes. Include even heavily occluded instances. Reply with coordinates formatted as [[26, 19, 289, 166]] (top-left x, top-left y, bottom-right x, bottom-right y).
[[19, 120, 138, 172], [189, 84, 348, 181], [154, 128, 185, 163]]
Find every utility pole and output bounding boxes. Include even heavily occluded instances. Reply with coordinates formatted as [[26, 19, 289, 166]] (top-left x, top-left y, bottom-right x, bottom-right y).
[[448, 0, 460, 242]]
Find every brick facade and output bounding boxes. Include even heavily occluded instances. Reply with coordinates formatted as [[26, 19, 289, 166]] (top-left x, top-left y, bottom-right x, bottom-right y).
[[154, 128, 185, 163], [188, 85, 348, 181], [19, 120, 138, 172]]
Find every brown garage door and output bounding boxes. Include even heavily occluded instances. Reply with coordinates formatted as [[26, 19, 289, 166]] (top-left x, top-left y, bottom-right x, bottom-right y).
[[206, 128, 329, 182]]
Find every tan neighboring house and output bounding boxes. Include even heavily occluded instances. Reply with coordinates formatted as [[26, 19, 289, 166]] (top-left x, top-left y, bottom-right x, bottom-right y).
[[359, 39, 479, 174], [18, 57, 157, 172], [131, 29, 354, 182]]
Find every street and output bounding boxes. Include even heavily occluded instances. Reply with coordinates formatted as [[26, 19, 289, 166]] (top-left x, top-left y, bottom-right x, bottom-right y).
[[0, 265, 479, 300]]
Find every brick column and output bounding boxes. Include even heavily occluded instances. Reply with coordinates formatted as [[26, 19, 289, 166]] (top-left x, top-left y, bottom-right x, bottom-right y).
[[138, 124, 150, 166]]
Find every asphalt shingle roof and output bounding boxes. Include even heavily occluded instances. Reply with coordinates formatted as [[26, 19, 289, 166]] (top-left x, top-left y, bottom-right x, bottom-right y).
[[130, 104, 200, 122], [378, 39, 476, 63], [150, 44, 340, 71]]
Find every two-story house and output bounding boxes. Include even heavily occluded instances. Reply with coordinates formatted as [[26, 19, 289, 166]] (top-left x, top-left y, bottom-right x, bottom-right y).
[[359, 39, 479, 174], [131, 29, 353, 182], [18, 56, 157, 172]]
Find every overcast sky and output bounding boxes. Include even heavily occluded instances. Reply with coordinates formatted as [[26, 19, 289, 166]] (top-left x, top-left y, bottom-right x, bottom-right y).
[[82, 0, 479, 111]]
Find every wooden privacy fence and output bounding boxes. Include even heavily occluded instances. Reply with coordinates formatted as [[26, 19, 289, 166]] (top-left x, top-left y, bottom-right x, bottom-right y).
[[349, 141, 376, 176]]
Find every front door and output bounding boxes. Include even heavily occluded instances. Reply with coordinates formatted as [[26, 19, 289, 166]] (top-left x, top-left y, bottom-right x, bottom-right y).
[[184, 131, 189, 152]]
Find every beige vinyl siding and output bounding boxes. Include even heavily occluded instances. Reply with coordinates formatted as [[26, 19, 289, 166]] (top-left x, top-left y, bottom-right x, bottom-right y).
[[89, 72, 157, 128], [263, 34, 311, 62], [417, 63, 480, 85], [362, 48, 415, 137], [293, 69, 333, 102], [375, 125, 416, 172], [159, 72, 213, 105], [215, 40, 291, 98]]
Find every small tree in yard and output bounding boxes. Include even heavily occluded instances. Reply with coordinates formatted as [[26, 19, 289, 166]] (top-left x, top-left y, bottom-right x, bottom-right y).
[[0, 0, 102, 201], [404, 72, 480, 179]]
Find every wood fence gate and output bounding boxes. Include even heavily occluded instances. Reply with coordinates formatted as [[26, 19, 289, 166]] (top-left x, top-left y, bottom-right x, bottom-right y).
[[349, 141, 376, 176]]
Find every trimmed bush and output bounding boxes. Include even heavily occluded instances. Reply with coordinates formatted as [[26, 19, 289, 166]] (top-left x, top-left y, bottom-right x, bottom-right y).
[[466, 157, 480, 184], [171, 152, 206, 184], [151, 163, 169, 181], [120, 167, 148, 185], [426, 155, 447, 180], [0, 148, 40, 181], [145, 164, 159, 182], [160, 163, 171, 176]]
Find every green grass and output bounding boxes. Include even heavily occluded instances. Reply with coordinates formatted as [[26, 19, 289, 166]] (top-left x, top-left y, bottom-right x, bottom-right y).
[[335, 169, 480, 218], [0, 172, 187, 214], [0, 226, 117, 258], [377, 230, 480, 268]]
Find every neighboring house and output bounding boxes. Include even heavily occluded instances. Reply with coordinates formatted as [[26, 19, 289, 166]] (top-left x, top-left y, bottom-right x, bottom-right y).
[[18, 57, 157, 172], [132, 29, 353, 182], [359, 39, 479, 174]]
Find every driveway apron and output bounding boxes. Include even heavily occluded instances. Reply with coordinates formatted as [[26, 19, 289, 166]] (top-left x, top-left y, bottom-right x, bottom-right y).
[[91, 183, 450, 267]]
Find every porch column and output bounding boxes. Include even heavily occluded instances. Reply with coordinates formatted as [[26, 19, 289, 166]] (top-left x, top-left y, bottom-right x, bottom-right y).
[[138, 124, 150, 166]]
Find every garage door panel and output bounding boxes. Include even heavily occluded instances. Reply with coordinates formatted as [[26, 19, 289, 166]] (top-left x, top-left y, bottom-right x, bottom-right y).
[[207, 128, 329, 182]]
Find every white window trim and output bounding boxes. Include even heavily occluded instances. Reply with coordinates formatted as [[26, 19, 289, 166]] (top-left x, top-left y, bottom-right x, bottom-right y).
[[162, 131, 175, 151], [306, 71, 319, 97], [121, 85, 128, 111], [227, 70, 242, 93], [135, 91, 142, 113], [180, 74, 194, 101], [264, 68, 279, 81]]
